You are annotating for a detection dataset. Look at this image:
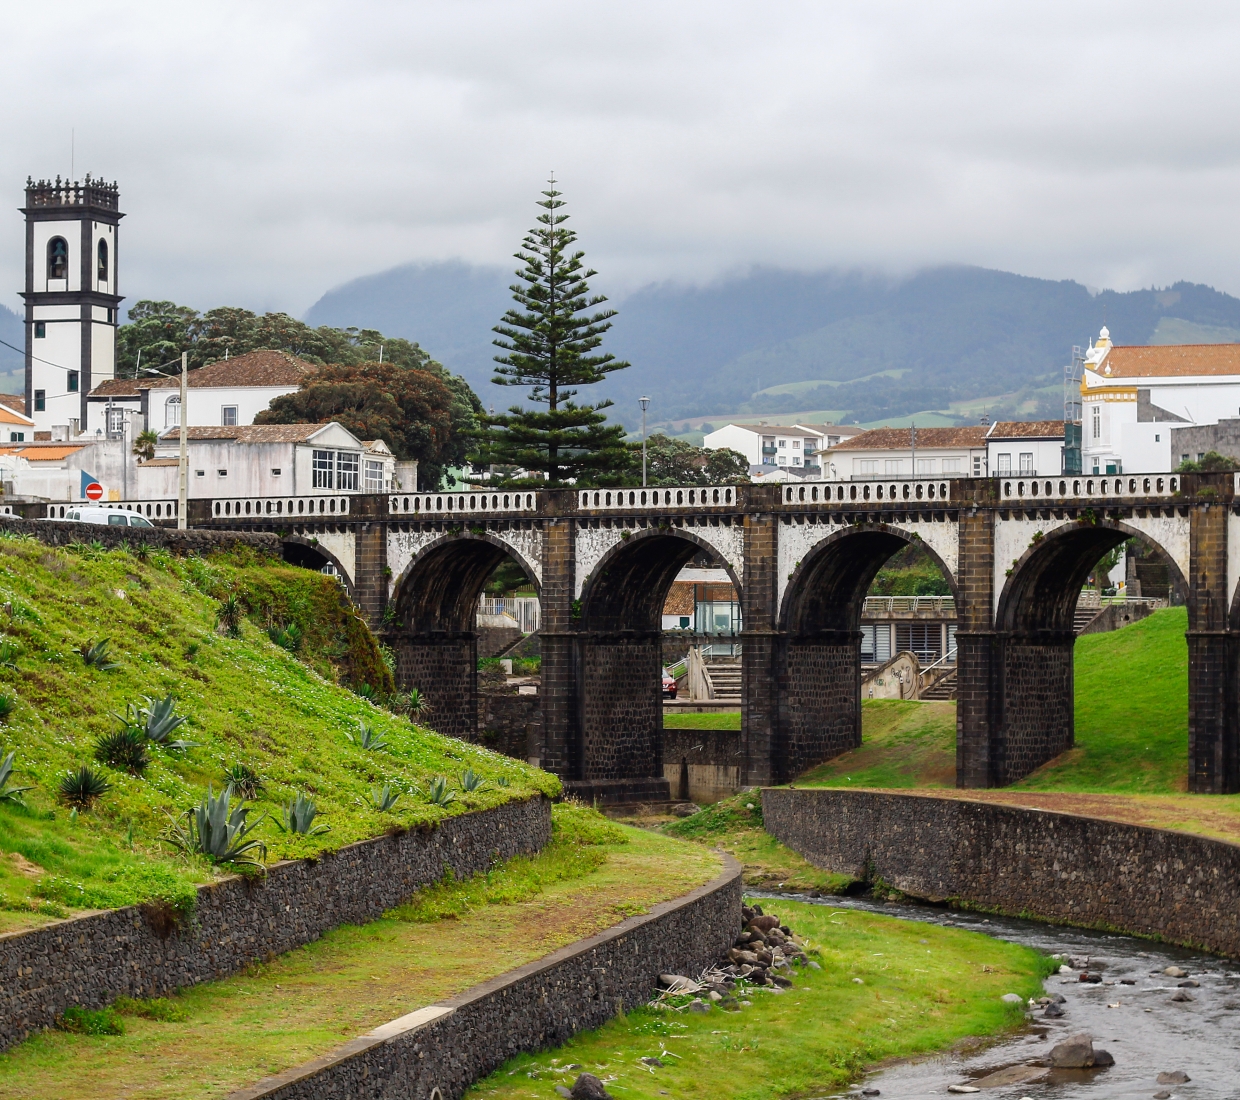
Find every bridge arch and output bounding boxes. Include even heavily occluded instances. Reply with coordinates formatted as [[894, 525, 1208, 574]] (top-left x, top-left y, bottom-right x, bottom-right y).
[[574, 526, 742, 783], [282, 535, 355, 594], [772, 522, 959, 782], [388, 532, 541, 738]]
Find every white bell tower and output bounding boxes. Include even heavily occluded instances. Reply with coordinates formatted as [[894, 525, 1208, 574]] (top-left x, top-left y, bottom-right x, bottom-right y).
[[20, 175, 124, 435]]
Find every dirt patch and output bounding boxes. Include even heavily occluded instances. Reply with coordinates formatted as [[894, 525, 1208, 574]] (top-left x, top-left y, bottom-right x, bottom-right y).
[[9, 853, 44, 878]]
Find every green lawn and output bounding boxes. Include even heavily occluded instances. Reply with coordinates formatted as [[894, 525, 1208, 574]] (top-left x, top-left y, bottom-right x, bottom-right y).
[[467, 898, 1051, 1100], [663, 711, 741, 729], [0, 807, 721, 1100], [0, 534, 556, 924]]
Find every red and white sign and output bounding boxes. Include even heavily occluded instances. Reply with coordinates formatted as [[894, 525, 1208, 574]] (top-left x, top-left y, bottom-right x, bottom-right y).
[[84, 482, 103, 501]]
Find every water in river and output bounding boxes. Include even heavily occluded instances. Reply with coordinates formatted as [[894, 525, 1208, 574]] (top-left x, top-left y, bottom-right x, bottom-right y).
[[749, 891, 1240, 1100]]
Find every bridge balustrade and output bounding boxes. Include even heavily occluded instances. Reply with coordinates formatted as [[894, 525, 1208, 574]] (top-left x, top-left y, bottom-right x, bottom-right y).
[[62, 500, 180, 520], [1001, 475, 1180, 501], [577, 486, 735, 510], [210, 496, 352, 518], [784, 480, 952, 505], [388, 492, 539, 516]]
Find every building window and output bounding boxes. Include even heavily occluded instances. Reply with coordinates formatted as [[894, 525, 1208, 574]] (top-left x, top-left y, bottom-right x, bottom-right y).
[[1181, 454, 1189, 464], [218, 469, 228, 477], [34, 322, 45, 339], [106, 407, 124, 435], [97, 239, 108, 283], [221, 405, 238, 426], [792, 439, 800, 449], [973, 456, 982, 475], [67, 371, 79, 393], [196, 470, 205, 477], [47, 237, 68, 281], [1019, 452, 1033, 474], [1092, 406, 1101, 439], [165, 394, 180, 427], [792, 456, 801, 466], [777, 438, 786, 448], [997, 453, 1012, 474], [884, 459, 902, 474], [1198, 453, 1205, 462], [1155, 433, 1160, 442], [916, 458, 934, 475], [8, 433, 23, 443], [942, 458, 961, 473], [336, 451, 359, 491], [271, 468, 282, 477], [858, 459, 878, 474], [364, 459, 384, 491], [312, 449, 334, 489], [34, 390, 45, 412]]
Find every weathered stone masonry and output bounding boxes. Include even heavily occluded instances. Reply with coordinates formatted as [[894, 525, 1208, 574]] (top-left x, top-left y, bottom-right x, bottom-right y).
[[228, 855, 742, 1100], [764, 788, 1240, 957], [0, 796, 551, 1052]]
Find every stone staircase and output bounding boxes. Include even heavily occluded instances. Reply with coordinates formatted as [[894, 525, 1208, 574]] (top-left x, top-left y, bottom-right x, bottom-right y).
[[1074, 604, 1102, 634], [920, 668, 957, 701], [703, 660, 742, 701]]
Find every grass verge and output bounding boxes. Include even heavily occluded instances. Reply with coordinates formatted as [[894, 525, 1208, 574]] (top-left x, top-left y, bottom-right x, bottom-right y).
[[0, 533, 556, 924], [467, 897, 1052, 1100], [0, 804, 721, 1100], [663, 712, 742, 730]]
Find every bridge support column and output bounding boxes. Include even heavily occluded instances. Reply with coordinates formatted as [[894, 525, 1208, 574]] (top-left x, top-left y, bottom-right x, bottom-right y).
[[353, 522, 388, 630], [1188, 501, 1238, 793], [393, 632, 476, 738], [778, 633, 862, 781], [577, 631, 663, 780], [741, 508, 778, 785], [539, 515, 577, 777], [955, 502, 999, 787]]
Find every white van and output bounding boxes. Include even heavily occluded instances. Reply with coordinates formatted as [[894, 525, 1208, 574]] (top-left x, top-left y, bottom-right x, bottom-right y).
[[62, 507, 155, 528]]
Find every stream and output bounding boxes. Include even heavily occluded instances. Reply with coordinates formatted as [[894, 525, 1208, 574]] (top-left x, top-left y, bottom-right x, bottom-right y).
[[748, 891, 1240, 1100]]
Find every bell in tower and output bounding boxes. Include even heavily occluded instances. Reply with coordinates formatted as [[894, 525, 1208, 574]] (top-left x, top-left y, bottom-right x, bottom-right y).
[[20, 175, 124, 435]]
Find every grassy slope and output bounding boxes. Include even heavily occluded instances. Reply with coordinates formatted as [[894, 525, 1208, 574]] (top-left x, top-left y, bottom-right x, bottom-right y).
[[467, 898, 1051, 1100], [0, 807, 720, 1100], [0, 534, 556, 924], [799, 607, 1189, 793]]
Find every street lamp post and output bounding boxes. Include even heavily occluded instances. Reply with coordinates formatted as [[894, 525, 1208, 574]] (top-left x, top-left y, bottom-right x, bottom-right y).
[[639, 395, 650, 487], [177, 352, 188, 530]]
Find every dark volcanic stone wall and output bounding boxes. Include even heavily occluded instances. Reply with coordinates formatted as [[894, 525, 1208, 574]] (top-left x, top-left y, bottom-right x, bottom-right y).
[[581, 640, 661, 779], [395, 637, 476, 737], [999, 640, 1074, 783], [0, 797, 551, 1052], [779, 641, 861, 781], [477, 689, 542, 763], [0, 516, 279, 556], [231, 856, 742, 1100], [764, 788, 1240, 956]]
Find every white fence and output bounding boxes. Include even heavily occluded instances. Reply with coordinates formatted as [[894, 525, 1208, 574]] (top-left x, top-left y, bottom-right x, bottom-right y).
[[862, 595, 956, 616], [578, 486, 737, 511], [43, 500, 181, 521], [784, 480, 953, 506], [209, 496, 353, 519], [1000, 475, 1180, 501], [478, 596, 540, 633], [390, 492, 538, 516]]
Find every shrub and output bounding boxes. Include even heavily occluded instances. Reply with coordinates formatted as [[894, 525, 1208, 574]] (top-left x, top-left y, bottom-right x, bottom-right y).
[[113, 995, 188, 1022], [222, 762, 264, 800], [267, 622, 303, 652], [425, 776, 455, 807], [0, 637, 19, 669], [59, 1005, 124, 1035], [0, 693, 15, 723], [0, 750, 33, 805], [216, 594, 244, 636], [404, 688, 432, 719], [370, 784, 400, 812], [80, 639, 120, 671], [278, 791, 330, 836], [94, 727, 150, 776], [162, 786, 267, 869], [58, 766, 111, 809]]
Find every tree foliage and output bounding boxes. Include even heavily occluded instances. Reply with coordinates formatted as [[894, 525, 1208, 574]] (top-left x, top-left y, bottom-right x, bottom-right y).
[[625, 433, 750, 486], [1175, 450, 1240, 473], [470, 183, 630, 487], [255, 362, 480, 490]]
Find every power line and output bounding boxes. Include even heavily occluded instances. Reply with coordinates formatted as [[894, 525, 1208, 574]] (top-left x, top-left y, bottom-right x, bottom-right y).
[[0, 337, 180, 377]]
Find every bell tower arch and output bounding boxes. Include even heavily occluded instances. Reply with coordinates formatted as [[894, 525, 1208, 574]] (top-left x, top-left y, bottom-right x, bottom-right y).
[[20, 175, 124, 434]]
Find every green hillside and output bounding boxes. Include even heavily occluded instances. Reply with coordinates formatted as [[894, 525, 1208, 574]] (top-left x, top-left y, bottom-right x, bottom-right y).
[[799, 607, 1189, 792], [0, 533, 555, 925]]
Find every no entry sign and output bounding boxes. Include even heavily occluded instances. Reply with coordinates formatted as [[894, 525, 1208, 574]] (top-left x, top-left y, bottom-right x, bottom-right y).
[[84, 482, 103, 501]]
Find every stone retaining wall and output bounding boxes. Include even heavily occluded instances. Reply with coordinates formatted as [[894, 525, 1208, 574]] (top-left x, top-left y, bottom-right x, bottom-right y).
[[0, 796, 551, 1051], [763, 788, 1240, 957], [230, 854, 742, 1100], [0, 515, 279, 556], [661, 728, 742, 803]]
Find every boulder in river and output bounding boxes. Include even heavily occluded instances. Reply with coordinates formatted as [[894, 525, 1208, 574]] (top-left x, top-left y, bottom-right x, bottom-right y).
[[1163, 965, 1188, 978], [570, 1074, 613, 1100], [1157, 1071, 1191, 1084], [1047, 1032, 1097, 1068]]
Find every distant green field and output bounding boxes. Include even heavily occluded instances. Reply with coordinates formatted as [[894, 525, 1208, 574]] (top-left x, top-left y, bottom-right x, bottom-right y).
[[799, 607, 1190, 793]]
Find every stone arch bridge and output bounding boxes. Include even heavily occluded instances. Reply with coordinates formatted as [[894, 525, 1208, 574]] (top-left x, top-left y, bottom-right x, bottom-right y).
[[171, 472, 1240, 794]]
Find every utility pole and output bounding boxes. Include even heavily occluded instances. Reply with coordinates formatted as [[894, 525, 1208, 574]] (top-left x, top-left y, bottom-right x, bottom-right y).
[[910, 421, 917, 478], [639, 396, 650, 487], [177, 352, 188, 530]]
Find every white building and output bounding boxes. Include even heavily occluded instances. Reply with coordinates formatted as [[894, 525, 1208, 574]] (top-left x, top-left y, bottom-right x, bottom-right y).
[[0, 397, 36, 444], [703, 422, 862, 475], [1080, 327, 1240, 474], [134, 423, 397, 499], [985, 421, 1065, 477], [88, 349, 314, 435], [21, 176, 123, 436], [821, 426, 989, 480]]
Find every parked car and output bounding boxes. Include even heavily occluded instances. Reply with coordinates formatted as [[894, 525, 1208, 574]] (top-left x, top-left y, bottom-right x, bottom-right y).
[[60, 507, 155, 528], [662, 669, 678, 699]]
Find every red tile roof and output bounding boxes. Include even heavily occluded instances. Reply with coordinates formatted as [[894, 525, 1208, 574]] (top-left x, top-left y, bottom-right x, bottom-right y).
[[157, 424, 340, 443], [0, 395, 26, 415], [987, 420, 1065, 440], [825, 426, 989, 451], [1097, 344, 1240, 378]]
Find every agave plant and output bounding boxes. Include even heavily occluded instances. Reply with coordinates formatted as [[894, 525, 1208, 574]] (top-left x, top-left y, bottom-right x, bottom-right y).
[[59, 766, 111, 809], [138, 695, 196, 748], [459, 768, 486, 793], [494, 775, 511, 789], [0, 693, 16, 723], [370, 784, 400, 812], [356, 683, 377, 703], [162, 786, 267, 869], [216, 594, 243, 637], [0, 751, 33, 804], [277, 792, 330, 836], [404, 688, 432, 719], [348, 719, 387, 752], [94, 727, 150, 776], [80, 639, 120, 671], [0, 637, 20, 670], [267, 622, 302, 652], [425, 776, 455, 807], [222, 762, 264, 800]]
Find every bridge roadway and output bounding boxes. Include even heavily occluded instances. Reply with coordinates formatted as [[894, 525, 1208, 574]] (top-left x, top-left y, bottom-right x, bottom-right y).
[[92, 472, 1240, 793]]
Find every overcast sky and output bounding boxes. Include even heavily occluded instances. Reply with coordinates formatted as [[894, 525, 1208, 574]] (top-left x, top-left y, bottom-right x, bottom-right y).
[[4, 0, 1240, 316]]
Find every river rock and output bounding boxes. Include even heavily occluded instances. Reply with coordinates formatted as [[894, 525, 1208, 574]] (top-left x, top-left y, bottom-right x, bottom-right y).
[[556, 1087, 573, 1098], [687, 999, 710, 1013], [1154, 1093, 1171, 1100], [1177, 979, 1200, 987], [946, 1086, 980, 1094], [659, 974, 701, 993], [671, 803, 700, 817], [748, 915, 781, 932], [972, 1065, 1047, 1088], [773, 975, 793, 988], [1001, 993, 1024, 1004], [1163, 965, 1188, 978], [1157, 1071, 1191, 1084], [641, 1057, 664, 1067], [1047, 1033, 1096, 1068], [1170, 991, 1195, 1003], [808, 960, 821, 969], [570, 1074, 613, 1100], [729, 949, 760, 966], [1043, 1002, 1064, 1017], [1091, 1049, 1115, 1067]]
